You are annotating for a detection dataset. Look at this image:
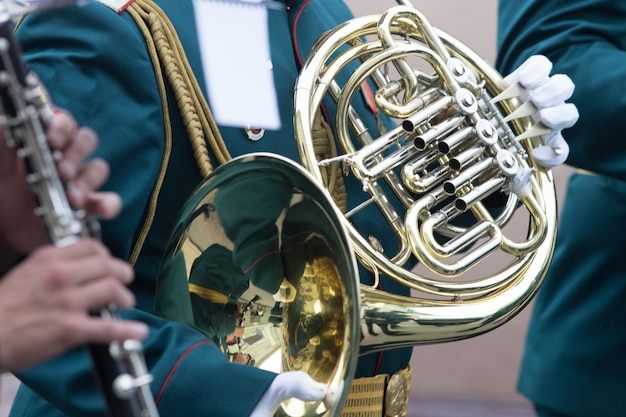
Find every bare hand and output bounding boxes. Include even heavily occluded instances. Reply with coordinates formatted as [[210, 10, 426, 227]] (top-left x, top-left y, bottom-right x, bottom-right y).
[[0, 110, 121, 267], [0, 239, 148, 372]]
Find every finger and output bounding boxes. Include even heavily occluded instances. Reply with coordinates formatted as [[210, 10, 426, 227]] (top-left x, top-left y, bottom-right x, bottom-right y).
[[82, 192, 123, 220], [73, 158, 110, 191], [66, 158, 110, 207], [48, 238, 110, 259], [531, 137, 570, 168], [527, 74, 575, 108], [57, 127, 98, 181], [536, 103, 579, 130], [46, 111, 78, 150], [42, 241, 134, 287], [65, 317, 149, 345], [65, 278, 136, 311], [504, 55, 552, 89]]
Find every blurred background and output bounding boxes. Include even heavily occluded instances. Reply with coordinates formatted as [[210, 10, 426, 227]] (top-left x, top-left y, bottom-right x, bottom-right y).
[[0, 1, 573, 416]]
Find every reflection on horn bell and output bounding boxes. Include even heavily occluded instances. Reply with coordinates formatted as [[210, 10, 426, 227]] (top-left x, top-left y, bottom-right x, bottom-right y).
[[156, 3, 559, 417], [156, 155, 361, 417]]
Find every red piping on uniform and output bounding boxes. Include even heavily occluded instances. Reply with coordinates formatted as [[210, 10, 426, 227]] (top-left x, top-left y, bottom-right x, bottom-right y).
[[291, 0, 332, 123], [244, 238, 308, 274], [291, 0, 312, 68], [155, 340, 213, 406], [360, 81, 378, 115], [117, 0, 136, 13], [243, 249, 281, 274]]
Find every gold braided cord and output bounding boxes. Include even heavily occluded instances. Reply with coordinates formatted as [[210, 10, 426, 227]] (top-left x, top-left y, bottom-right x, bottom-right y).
[[125, 3, 173, 265], [124, 0, 233, 263], [130, 0, 231, 178]]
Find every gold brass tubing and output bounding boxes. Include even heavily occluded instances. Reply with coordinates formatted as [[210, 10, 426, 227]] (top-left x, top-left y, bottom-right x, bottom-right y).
[[349, 185, 545, 297], [405, 196, 502, 276], [347, 124, 411, 178], [375, 86, 442, 120], [448, 146, 485, 172], [427, 190, 515, 241], [313, 41, 384, 124], [467, 186, 546, 258], [383, 168, 416, 208], [379, 7, 452, 71], [454, 176, 507, 212], [422, 217, 502, 272], [401, 95, 455, 133], [335, 41, 458, 150], [362, 179, 413, 266], [295, 7, 558, 311], [501, 192, 547, 255], [438, 126, 476, 154], [357, 252, 541, 350], [401, 148, 444, 193], [413, 115, 466, 150], [358, 141, 420, 180], [443, 157, 494, 194], [404, 163, 451, 194], [377, 9, 421, 102]]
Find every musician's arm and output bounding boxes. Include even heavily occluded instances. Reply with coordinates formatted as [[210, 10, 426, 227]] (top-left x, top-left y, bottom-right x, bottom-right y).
[[15, 310, 277, 417], [497, 0, 626, 180]]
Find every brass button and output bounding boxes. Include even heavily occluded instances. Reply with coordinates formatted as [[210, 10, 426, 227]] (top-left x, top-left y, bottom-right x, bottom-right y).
[[385, 370, 409, 417]]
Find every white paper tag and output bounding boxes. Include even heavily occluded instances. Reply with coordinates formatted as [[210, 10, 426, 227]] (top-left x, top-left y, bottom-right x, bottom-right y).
[[192, 0, 281, 130]]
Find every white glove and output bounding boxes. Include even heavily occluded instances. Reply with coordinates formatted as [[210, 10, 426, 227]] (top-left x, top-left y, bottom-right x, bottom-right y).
[[250, 371, 328, 417], [503, 55, 579, 168]]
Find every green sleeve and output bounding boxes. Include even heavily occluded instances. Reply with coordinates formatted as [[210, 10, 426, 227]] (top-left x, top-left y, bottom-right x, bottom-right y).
[[15, 310, 275, 417], [16, 2, 163, 264], [497, 0, 626, 181]]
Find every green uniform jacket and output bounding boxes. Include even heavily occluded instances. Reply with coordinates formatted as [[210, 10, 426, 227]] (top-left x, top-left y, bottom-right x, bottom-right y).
[[497, 1, 626, 416], [11, 1, 411, 416]]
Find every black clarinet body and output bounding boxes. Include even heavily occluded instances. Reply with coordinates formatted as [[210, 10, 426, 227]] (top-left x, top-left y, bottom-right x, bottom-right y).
[[0, 7, 158, 417]]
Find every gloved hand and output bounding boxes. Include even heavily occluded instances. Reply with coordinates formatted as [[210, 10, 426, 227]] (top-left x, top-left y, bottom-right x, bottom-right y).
[[503, 55, 579, 168], [250, 371, 328, 417]]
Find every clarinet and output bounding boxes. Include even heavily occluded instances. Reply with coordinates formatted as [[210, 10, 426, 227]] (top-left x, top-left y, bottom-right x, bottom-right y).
[[0, 9, 159, 417]]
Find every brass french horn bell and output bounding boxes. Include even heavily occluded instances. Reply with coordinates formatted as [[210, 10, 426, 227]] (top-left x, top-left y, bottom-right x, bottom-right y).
[[156, 154, 360, 417], [156, 4, 558, 417]]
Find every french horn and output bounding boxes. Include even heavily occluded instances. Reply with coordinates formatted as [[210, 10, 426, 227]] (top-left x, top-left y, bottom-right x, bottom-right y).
[[156, 2, 558, 417]]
